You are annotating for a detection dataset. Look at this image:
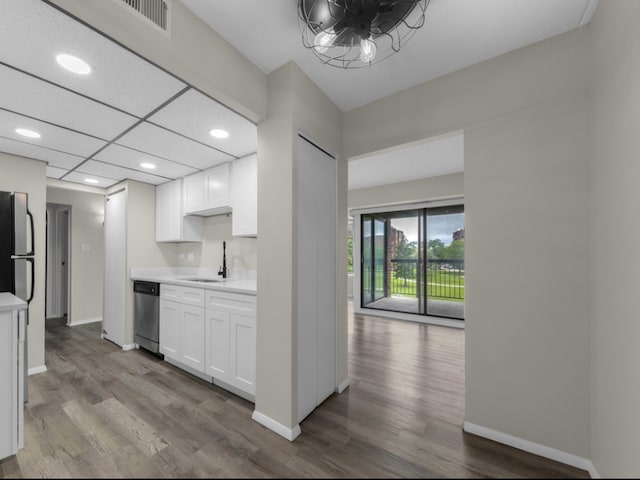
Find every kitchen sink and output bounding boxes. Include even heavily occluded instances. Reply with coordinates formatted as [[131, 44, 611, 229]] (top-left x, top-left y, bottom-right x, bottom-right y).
[[181, 277, 223, 283]]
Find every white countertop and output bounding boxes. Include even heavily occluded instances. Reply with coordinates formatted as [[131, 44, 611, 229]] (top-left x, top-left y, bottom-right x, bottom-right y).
[[0, 292, 27, 312], [130, 267, 256, 295]]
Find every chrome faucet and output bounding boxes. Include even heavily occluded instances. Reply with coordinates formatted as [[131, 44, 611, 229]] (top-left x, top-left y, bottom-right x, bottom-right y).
[[218, 240, 228, 279]]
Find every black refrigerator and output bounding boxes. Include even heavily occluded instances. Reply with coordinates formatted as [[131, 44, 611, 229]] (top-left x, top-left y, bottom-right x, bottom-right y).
[[0, 191, 34, 402]]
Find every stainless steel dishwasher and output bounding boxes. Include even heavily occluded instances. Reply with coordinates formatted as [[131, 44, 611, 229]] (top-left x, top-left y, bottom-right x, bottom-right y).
[[133, 280, 162, 355]]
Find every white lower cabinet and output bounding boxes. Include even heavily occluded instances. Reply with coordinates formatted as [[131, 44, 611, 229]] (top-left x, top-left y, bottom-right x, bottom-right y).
[[229, 311, 256, 395], [204, 308, 230, 381], [159, 286, 205, 373], [205, 290, 256, 396], [159, 298, 180, 360], [160, 284, 256, 399], [179, 304, 205, 372], [0, 303, 25, 461]]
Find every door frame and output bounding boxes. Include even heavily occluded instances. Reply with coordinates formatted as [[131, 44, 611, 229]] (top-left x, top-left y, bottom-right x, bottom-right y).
[[351, 197, 465, 328], [45, 203, 71, 321]]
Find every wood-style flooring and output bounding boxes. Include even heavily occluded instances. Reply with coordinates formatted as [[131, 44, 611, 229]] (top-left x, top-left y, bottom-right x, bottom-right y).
[[0, 309, 589, 478]]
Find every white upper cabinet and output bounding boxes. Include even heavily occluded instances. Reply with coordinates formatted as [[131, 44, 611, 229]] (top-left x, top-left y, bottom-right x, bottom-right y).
[[230, 154, 257, 237], [156, 178, 202, 242], [183, 163, 231, 216]]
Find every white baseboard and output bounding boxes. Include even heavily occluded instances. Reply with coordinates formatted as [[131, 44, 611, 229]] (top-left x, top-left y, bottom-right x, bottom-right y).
[[587, 463, 601, 478], [336, 377, 350, 393], [67, 316, 101, 327], [102, 335, 137, 352], [28, 365, 47, 376], [252, 410, 301, 441], [463, 421, 595, 475]]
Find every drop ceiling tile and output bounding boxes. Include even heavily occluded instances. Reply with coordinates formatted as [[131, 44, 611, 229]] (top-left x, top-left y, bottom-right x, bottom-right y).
[[77, 160, 168, 186], [116, 122, 234, 170], [46, 166, 68, 179], [0, 136, 85, 170], [0, 109, 106, 157], [0, 64, 138, 140], [148, 89, 257, 158], [93, 144, 198, 179], [0, 0, 187, 118], [62, 171, 120, 189]]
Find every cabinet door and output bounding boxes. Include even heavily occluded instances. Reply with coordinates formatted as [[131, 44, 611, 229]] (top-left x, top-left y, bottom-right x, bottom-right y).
[[183, 172, 205, 214], [204, 163, 230, 210], [180, 304, 205, 372], [204, 308, 230, 381], [231, 154, 257, 237], [0, 309, 19, 460], [159, 299, 180, 361], [229, 312, 256, 395], [156, 179, 181, 241], [156, 179, 202, 242]]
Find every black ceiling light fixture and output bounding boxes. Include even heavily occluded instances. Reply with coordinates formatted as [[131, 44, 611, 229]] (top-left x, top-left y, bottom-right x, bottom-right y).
[[298, 0, 429, 69]]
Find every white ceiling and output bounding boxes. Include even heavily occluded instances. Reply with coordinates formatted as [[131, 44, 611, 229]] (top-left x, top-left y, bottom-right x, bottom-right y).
[[182, 0, 599, 112], [0, 0, 257, 189], [0, 0, 598, 191], [182, 0, 598, 189], [348, 132, 464, 190]]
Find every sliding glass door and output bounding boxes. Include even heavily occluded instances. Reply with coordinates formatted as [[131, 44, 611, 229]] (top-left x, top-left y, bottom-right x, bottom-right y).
[[361, 216, 386, 306], [424, 205, 465, 319], [360, 204, 464, 320]]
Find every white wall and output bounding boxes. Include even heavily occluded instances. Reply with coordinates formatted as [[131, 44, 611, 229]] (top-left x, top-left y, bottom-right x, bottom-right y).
[[345, 27, 591, 459], [256, 62, 344, 433], [590, 1, 640, 476], [0, 153, 47, 372], [46, 186, 105, 325]]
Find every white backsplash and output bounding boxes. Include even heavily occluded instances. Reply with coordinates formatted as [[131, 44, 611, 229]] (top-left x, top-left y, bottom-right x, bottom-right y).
[[175, 214, 257, 273]]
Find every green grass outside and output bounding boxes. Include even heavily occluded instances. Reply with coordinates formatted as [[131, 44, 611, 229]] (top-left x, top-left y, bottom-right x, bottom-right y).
[[375, 272, 465, 302]]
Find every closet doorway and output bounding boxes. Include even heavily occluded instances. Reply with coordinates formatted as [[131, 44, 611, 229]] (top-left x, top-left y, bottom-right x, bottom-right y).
[[46, 203, 71, 322]]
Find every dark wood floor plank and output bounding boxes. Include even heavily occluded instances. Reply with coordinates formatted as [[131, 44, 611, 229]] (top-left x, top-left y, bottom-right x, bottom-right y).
[[94, 397, 169, 457], [61, 398, 125, 457], [1, 310, 590, 479]]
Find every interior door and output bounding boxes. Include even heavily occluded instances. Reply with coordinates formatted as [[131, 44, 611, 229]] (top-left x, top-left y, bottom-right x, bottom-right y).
[[103, 190, 126, 346], [57, 208, 69, 318], [296, 134, 337, 423]]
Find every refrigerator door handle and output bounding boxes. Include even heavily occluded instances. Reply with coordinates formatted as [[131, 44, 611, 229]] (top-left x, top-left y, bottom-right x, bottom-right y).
[[26, 257, 34, 307], [26, 209, 34, 256]]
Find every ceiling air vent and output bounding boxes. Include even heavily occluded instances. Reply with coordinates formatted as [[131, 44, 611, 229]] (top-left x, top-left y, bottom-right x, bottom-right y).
[[120, 0, 169, 33]]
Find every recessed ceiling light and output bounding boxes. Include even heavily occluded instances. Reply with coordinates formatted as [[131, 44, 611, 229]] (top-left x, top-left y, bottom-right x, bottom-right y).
[[84, 178, 99, 184], [15, 128, 41, 139], [140, 162, 156, 170], [56, 53, 92, 75], [209, 129, 229, 139]]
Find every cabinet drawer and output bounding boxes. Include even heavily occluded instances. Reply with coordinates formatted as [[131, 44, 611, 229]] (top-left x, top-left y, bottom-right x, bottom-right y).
[[205, 291, 256, 314], [161, 284, 205, 307], [181, 286, 205, 307]]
